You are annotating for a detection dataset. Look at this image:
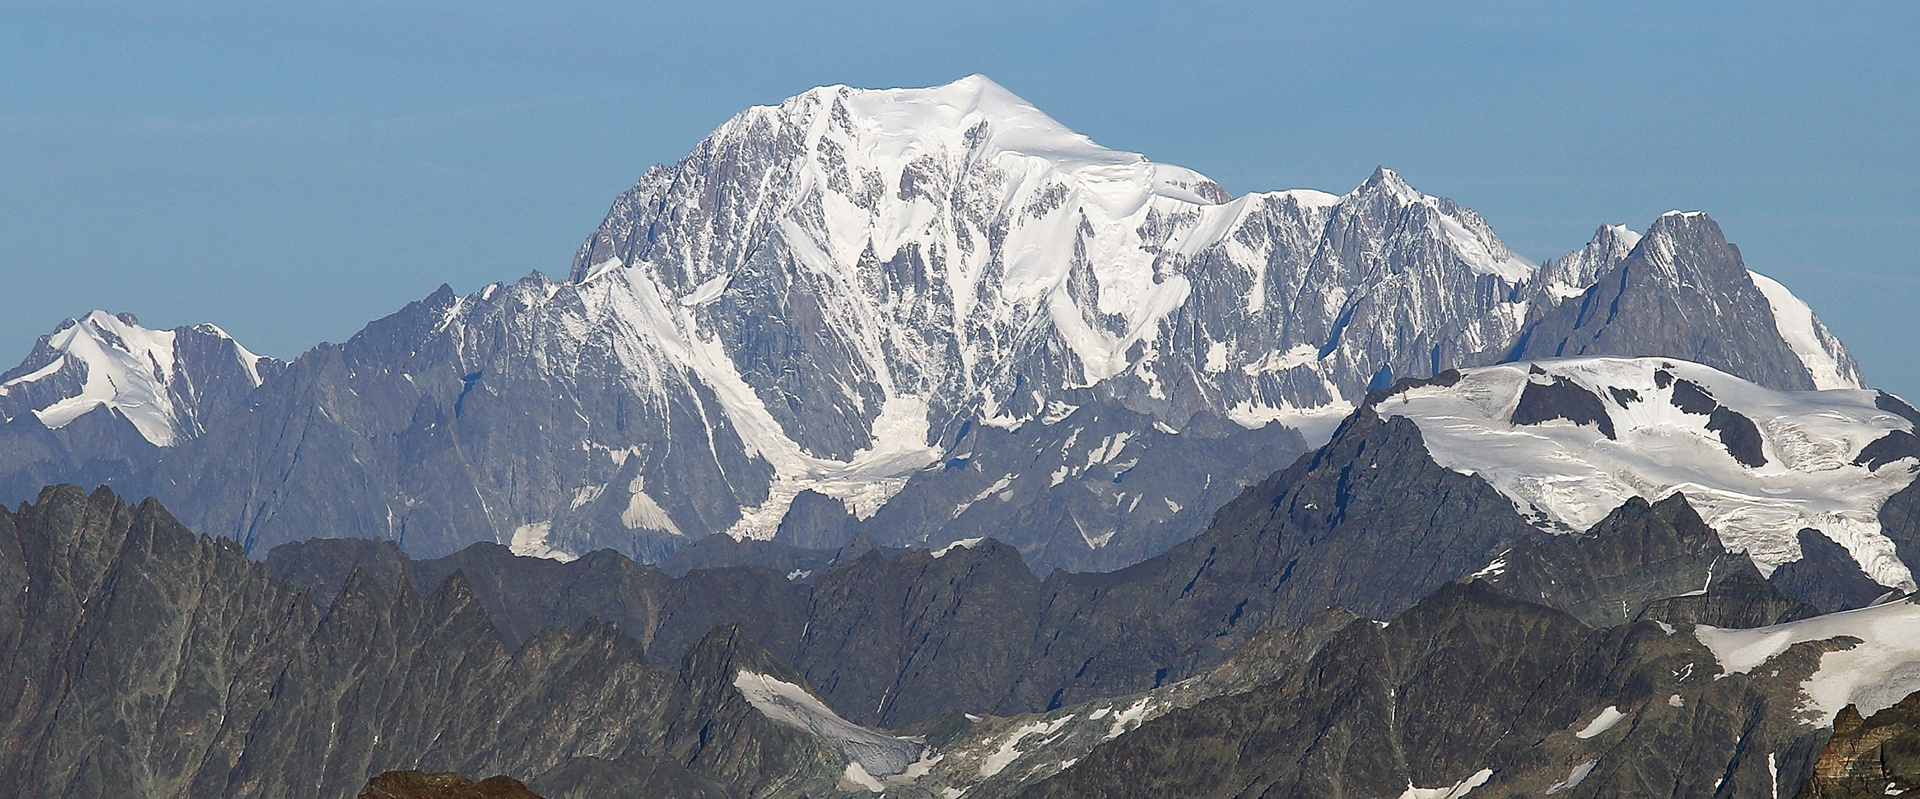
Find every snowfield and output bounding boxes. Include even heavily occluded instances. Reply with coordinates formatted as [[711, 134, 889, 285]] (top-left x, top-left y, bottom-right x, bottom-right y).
[[1377, 357, 1919, 589]]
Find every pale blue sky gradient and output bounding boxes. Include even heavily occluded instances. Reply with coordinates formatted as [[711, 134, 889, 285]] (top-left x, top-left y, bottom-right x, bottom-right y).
[[4, 1, 1916, 394]]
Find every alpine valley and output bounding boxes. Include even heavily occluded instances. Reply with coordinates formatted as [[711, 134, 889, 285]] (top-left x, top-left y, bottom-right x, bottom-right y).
[[3, 77, 1918, 799]]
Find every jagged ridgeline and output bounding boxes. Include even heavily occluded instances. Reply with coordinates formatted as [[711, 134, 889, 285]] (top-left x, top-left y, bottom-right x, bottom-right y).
[[0, 76, 1866, 575], [12, 407, 1920, 798]]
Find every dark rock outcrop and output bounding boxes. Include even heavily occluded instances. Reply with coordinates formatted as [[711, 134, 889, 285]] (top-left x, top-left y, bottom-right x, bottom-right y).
[[1515, 212, 1821, 391], [1797, 692, 1920, 798], [358, 771, 543, 799], [1510, 373, 1616, 438], [1478, 493, 1812, 628], [0, 485, 855, 799], [1769, 528, 1895, 613], [1020, 580, 1837, 799]]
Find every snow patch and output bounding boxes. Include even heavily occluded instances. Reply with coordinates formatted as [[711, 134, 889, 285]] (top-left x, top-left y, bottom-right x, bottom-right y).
[[1574, 706, 1625, 738], [1398, 768, 1494, 799], [1545, 761, 1596, 795], [509, 522, 575, 562], [679, 273, 732, 307], [933, 537, 985, 558], [1695, 598, 1920, 725], [1750, 270, 1862, 390], [621, 476, 683, 535], [733, 670, 925, 777], [979, 716, 1073, 778]]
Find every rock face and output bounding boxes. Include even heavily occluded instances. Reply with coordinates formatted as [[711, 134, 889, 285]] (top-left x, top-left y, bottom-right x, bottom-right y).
[[264, 407, 1541, 727], [1797, 692, 1920, 798], [1513, 211, 1859, 392], [0, 79, 1865, 579], [358, 771, 544, 799], [1019, 580, 1841, 799], [1477, 493, 1817, 628], [275, 404, 1780, 728], [0, 485, 866, 799]]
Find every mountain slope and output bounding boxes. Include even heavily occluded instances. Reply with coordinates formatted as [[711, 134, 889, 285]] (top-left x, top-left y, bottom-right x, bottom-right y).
[[0, 485, 874, 799], [1513, 211, 1856, 391], [1019, 578, 1860, 799], [0, 311, 282, 506]]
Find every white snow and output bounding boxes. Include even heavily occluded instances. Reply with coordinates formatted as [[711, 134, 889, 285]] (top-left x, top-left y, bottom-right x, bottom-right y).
[[841, 762, 885, 792], [733, 670, 925, 776], [932, 537, 985, 558], [1204, 341, 1230, 374], [508, 521, 576, 562], [1545, 761, 1596, 795], [1471, 555, 1509, 580], [978, 716, 1073, 778], [1228, 399, 1358, 447], [2, 311, 272, 448], [1749, 270, 1863, 390], [1377, 357, 1919, 589], [1695, 598, 1920, 725], [1104, 697, 1153, 740], [1574, 706, 1626, 738], [679, 273, 732, 307], [621, 476, 683, 535], [25, 312, 181, 445], [1398, 768, 1494, 799]]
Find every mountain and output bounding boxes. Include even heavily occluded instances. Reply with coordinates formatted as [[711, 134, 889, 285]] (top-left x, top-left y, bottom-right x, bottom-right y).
[[265, 384, 1864, 730], [1513, 211, 1862, 391], [0, 311, 282, 503], [1797, 690, 1920, 798], [1017, 578, 1870, 799], [0, 77, 1867, 577], [0, 485, 873, 799], [1371, 357, 1920, 593]]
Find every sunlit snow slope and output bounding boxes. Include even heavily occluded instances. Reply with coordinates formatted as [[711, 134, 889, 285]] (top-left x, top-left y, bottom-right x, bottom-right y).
[[1374, 358, 1918, 589], [1697, 596, 1920, 725], [0, 311, 278, 446]]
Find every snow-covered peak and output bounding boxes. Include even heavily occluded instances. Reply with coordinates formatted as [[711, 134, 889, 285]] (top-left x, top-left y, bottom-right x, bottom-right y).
[[1539, 224, 1642, 302], [835, 74, 1138, 175], [1338, 166, 1536, 283], [1351, 166, 1424, 206], [1374, 357, 1919, 590], [0, 311, 277, 446]]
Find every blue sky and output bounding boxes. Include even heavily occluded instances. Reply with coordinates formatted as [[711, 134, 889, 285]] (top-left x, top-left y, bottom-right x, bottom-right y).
[[4, 1, 1916, 395]]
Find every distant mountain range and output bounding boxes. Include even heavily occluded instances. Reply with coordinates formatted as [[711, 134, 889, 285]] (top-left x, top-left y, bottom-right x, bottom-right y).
[[0, 77, 1869, 579]]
